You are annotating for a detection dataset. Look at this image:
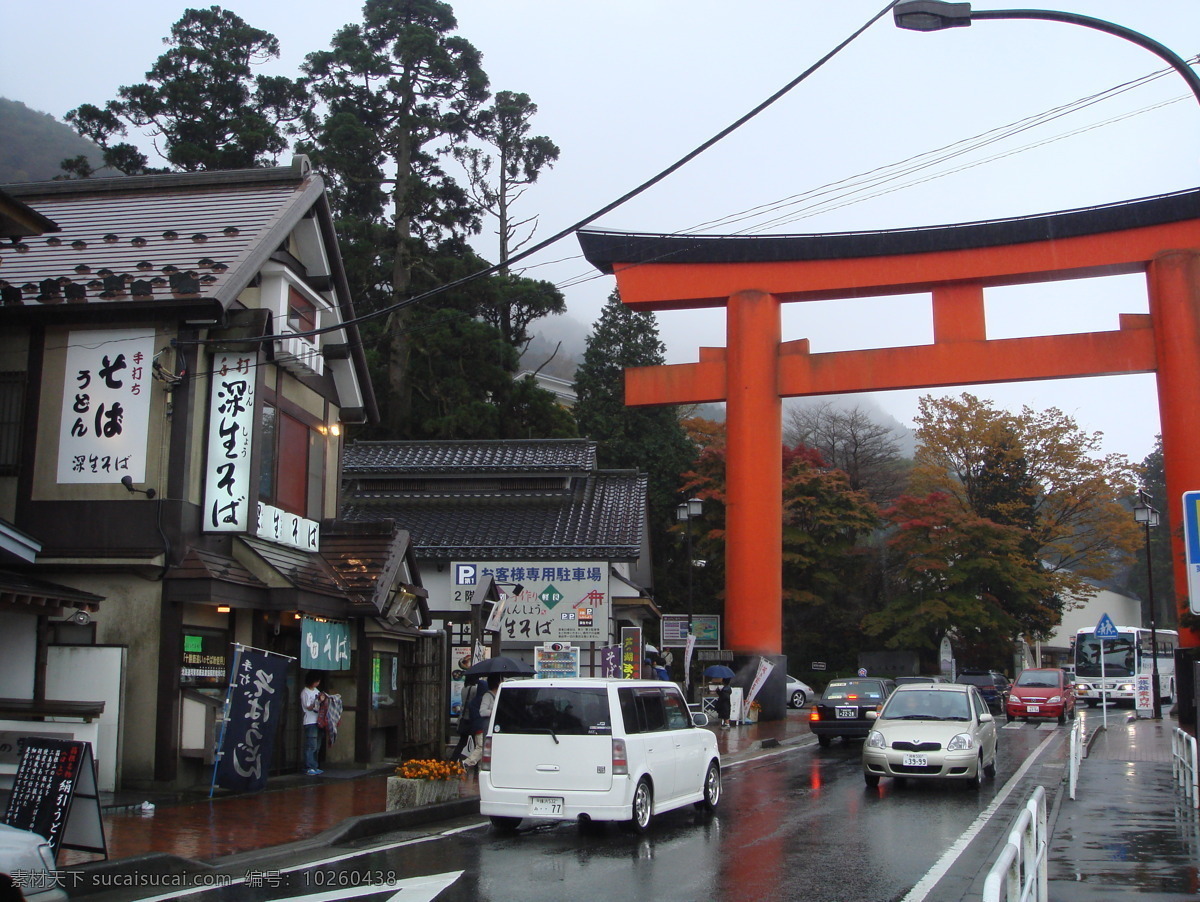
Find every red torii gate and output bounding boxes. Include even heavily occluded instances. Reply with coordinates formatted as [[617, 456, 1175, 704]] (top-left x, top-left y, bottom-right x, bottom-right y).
[[579, 188, 1200, 655]]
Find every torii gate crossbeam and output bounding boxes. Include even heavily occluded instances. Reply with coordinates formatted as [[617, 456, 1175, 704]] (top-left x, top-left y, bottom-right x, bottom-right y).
[[579, 188, 1200, 655]]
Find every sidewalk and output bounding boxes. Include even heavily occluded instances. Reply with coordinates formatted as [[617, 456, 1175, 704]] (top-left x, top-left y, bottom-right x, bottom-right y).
[[1047, 710, 1200, 900], [60, 714, 813, 884]]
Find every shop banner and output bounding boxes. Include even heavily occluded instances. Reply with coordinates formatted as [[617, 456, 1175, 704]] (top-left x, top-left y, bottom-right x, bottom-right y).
[[620, 627, 643, 679], [212, 645, 292, 794], [204, 352, 256, 533], [301, 618, 350, 670], [743, 656, 776, 719]]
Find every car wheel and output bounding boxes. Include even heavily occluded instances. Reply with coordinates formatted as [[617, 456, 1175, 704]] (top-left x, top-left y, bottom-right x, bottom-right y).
[[490, 816, 521, 833], [984, 749, 997, 779], [622, 778, 653, 833], [1005, 711, 1013, 723], [791, 689, 807, 708], [1058, 709, 1066, 725], [963, 756, 983, 791], [1087, 700, 1099, 708], [1069, 705, 1077, 720], [695, 761, 721, 812], [817, 734, 831, 748], [864, 771, 880, 787]]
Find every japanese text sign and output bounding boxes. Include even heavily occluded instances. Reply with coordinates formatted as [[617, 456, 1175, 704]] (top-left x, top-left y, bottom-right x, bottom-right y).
[[214, 646, 290, 793], [453, 561, 609, 642], [301, 618, 350, 670], [204, 351, 257, 533], [57, 328, 155, 484]]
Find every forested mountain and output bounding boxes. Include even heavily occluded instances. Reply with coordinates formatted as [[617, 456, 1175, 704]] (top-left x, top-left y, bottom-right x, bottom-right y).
[[0, 98, 113, 183]]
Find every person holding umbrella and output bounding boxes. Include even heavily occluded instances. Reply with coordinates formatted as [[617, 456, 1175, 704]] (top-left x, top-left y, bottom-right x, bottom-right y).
[[705, 665, 735, 729], [463, 673, 504, 768]]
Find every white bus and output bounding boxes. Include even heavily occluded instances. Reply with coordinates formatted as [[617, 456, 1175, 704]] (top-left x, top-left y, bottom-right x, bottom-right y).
[[1073, 625, 1177, 707]]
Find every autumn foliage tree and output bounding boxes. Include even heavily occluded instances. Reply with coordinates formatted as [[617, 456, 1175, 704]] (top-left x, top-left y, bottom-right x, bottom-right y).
[[682, 430, 879, 671], [876, 393, 1140, 666]]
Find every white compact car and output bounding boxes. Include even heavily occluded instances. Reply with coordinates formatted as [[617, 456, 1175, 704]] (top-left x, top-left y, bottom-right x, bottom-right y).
[[862, 682, 998, 790], [479, 678, 721, 833], [0, 824, 66, 902]]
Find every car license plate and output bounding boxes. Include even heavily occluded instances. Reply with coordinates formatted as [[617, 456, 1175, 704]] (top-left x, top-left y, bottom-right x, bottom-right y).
[[529, 796, 563, 816], [1027, 705, 1040, 713], [902, 754, 928, 767], [836, 706, 858, 719]]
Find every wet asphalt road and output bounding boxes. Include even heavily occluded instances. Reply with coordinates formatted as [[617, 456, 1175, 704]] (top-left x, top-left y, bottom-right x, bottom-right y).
[[281, 718, 1061, 902]]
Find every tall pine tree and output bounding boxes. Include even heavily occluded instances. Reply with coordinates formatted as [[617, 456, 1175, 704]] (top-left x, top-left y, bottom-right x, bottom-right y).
[[575, 291, 695, 598]]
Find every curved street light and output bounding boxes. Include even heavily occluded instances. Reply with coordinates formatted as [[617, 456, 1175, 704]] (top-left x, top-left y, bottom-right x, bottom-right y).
[[893, 2, 1200, 107]]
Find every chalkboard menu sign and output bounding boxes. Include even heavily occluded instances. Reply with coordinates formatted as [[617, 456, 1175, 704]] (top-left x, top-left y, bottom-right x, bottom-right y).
[[2, 738, 106, 859]]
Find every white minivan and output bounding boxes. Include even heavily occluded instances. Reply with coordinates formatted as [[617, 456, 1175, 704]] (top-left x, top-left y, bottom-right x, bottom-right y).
[[479, 678, 721, 833]]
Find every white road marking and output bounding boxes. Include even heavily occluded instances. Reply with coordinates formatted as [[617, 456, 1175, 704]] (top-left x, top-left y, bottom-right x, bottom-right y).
[[901, 731, 1058, 902]]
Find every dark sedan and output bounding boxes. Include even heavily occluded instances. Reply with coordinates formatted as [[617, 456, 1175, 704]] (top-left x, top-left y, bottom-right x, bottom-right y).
[[810, 677, 896, 747]]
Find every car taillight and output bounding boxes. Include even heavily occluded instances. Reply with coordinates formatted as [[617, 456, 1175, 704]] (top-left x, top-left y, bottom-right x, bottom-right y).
[[480, 736, 492, 772], [612, 738, 628, 775], [809, 708, 820, 722]]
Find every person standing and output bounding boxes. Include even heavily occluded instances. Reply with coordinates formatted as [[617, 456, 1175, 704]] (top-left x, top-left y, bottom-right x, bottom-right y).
[[301, 670, 324, 775], [714, 678, 732, 729], [463, 674, 503, 767], [450, 676, 479, 761]]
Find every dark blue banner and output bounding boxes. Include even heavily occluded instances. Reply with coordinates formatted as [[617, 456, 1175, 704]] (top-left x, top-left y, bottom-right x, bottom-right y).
[[213, 646, 291, 793]]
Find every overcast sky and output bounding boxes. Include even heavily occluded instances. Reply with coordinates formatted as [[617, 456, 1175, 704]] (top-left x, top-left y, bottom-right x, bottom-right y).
[[4, 1, 1199, 465]]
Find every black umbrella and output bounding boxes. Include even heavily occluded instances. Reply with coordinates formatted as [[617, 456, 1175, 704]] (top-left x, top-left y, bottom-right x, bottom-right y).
[[464, 655, 535, 676], [704, 664, 735, 679]]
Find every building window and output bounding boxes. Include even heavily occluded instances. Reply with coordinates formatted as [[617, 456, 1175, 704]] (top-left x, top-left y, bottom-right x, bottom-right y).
[[287, 288, 317, 334], [258, 403, 320, 517], [0, 372, 25, 476], [372, 652, 398, 708]]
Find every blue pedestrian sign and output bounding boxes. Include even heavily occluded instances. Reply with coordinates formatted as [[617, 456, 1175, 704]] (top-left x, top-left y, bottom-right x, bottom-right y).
[[1095, 613, 1119, 639], [1183, 491, 1200, 615]]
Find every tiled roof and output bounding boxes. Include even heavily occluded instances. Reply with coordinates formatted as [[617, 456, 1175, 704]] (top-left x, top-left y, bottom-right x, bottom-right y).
[[0, 158, 322, 312], [342, 471, 647, 560], [321, 520, 419, 615], [343, 439, 597, 474], [169, 547, 267, 588]]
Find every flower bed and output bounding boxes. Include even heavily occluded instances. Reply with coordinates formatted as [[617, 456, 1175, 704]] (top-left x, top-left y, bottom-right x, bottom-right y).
[[386, 759, 465, 810]]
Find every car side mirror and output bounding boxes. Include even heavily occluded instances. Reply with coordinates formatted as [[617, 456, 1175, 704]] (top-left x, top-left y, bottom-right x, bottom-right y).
[[866, 710, 878, 721], [692, 712, 710, 727], [980, 712, 994, 723]]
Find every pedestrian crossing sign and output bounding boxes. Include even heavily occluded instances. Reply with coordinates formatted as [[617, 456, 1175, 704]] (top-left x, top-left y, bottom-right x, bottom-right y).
[[1095, 613, 1119, 639], [1183, 491, 1200, 615]]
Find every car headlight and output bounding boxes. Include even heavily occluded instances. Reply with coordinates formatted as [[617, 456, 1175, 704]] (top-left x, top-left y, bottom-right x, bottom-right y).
[[1048, 695, 1062, 704], [1076, 682, 1092, 691], [1119, 683, 1134, 692], [866, 730, 886, 749], [947, 732, 975, 752]]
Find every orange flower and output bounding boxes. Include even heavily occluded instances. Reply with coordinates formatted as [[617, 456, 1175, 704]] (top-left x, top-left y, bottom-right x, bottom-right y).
[[395, 758, 465, 781]]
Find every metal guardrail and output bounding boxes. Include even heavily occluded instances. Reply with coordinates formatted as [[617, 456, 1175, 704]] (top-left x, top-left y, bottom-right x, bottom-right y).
[[1067, 715, 1084, 800], [1172, 727, 1199, 809], [982, 784, 1048, 902]]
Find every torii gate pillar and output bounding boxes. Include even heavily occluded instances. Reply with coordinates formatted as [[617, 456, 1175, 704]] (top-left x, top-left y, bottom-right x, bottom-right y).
[[725, 290, 783, 654]]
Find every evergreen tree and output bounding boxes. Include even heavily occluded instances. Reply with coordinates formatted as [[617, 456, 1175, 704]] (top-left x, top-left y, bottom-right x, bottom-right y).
[[301, 0, 489, 436], [575, 291, 695, 597], [64, 6, 307, 174]]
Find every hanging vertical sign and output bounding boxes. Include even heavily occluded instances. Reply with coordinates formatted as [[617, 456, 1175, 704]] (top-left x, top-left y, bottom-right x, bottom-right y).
[[620, 627, 643, 679], [212, 645, 292, 794], [204, 352, 257, 533], [57, 328, 156, 484]]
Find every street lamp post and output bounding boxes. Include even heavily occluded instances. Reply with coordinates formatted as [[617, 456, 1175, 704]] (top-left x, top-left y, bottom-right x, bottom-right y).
[[676, 497, 704, 691], [1134, 489, 1162, 719], [893, 2, 1200, 107]]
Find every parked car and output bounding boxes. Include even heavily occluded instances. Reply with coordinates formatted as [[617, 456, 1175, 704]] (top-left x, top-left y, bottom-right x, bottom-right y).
[[809, 677, 896, 747], [0, 824, 66, 902], [862, 682, 999, 789], [786, 675, 815, 708], [894, 675, 949, 685], [956, 670, 1010, 712], [479, 678, 720, 834], [1006, 668, 1075, 724]]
